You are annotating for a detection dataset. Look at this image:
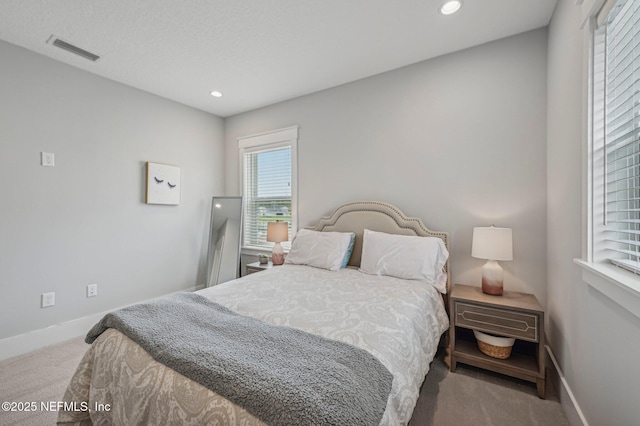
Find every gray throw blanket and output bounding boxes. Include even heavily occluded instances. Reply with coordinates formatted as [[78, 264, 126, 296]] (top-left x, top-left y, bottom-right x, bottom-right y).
[[86, 292, 393, 426]]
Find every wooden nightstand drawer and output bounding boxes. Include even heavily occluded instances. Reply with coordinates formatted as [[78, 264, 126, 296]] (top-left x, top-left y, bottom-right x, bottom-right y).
[[245, 267, 262, 275], [454, 301, 539, 342]]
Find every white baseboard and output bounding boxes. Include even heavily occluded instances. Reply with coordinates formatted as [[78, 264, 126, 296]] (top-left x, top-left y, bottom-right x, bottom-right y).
[[0, 311, 104, 361], [0, 286, 203, 362], [546, 345, 589, 426]]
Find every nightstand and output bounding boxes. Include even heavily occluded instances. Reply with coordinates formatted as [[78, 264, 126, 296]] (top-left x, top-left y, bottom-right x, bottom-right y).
[[449, 284, 546, 398], [246, 261, 274, 275]]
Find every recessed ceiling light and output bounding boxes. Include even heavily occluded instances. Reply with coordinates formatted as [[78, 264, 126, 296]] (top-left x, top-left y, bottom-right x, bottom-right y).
[[440, 0, 462, 15], [210, 91, 223, 98]]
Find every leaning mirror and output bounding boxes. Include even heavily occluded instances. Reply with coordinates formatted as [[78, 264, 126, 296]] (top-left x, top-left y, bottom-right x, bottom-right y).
[[206, 196, 243, 287]]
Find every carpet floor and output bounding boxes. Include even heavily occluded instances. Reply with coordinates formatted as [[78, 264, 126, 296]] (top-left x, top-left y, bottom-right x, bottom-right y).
[[410, 353, 569, 426], [0, 339, 569, 425]]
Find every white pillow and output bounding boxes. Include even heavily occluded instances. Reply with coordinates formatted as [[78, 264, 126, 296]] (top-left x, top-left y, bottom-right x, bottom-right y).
[[285, 229, 355, 271], [359, 229, 449, 293]]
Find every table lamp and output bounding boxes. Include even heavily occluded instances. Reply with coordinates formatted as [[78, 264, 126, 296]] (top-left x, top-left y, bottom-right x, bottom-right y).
[[267, 221, 288, 265], [471, 226, 513, 295]]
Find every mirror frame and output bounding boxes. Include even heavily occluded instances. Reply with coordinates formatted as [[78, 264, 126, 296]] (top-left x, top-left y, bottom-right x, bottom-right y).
[[206, 196, 243, 287]]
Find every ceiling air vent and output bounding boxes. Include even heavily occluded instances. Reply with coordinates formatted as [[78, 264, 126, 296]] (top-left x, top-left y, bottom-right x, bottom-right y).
[[47, 35, 100, 62]]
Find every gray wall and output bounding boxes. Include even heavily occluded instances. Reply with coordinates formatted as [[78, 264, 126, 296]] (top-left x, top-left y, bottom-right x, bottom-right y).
[[0, 40, 224, 339], [547, 1, 640, 424], [225, 29, 548, 305]]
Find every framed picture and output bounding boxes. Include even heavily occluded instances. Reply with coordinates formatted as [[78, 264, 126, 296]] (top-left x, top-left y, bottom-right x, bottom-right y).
[[146, 162, 181, 205]]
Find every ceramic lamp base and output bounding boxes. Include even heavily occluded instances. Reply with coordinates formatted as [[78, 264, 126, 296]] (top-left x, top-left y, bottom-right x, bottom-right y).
[[481, 260, 504, 296], [271, 242, 285, 266]]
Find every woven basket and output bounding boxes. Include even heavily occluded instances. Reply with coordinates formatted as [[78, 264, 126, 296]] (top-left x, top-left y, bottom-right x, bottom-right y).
[[473, 330, 515, 360]]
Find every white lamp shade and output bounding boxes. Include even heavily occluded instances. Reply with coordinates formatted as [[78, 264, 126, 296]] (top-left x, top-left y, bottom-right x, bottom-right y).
[[267, 221, 288, 243], [471, 226, 513, 261]]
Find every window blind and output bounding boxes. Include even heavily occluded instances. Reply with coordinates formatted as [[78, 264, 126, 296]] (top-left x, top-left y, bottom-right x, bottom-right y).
[[602, 0, 640, 272], [243, 145, 292, 249]]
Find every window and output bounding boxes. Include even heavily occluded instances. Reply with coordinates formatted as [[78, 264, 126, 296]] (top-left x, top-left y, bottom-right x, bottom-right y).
[[583, 0, 640, 317], [591, 0, 640, 273], [239, 126, 298, 251]]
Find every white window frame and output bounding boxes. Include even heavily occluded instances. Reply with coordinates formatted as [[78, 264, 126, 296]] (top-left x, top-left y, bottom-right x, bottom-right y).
[[238, 126, 298, 254], [578, 0, 640, 318]]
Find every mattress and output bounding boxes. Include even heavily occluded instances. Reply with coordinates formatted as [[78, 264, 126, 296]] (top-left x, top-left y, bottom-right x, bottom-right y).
[[58, 265, 449, 425]]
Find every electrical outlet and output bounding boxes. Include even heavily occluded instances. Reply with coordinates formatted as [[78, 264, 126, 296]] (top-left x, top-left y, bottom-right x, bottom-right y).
[[41, 152, 55, 167], [87, 284, 98, 298], [41, 292, 55, 308]]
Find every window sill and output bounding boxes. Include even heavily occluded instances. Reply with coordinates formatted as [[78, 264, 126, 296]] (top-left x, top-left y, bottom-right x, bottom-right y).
[[241, 247, 271, 256], [574, 259, 640, 319], [241, 246, 290, 256]]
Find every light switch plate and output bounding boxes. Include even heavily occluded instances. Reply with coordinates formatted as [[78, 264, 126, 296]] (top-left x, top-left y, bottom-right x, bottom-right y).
[[41, 152, 55, 167]]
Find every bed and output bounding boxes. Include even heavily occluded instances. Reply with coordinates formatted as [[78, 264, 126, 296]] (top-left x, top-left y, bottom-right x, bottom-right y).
[[58, 201, 450, 426]]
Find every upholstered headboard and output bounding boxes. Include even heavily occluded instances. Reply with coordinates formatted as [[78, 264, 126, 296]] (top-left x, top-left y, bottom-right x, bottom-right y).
[[308, 201, 451, 296]]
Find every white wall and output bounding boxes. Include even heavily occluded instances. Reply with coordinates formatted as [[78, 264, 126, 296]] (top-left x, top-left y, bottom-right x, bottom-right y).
[[547, 1, 640, 425], [225, 29, 548, 305], [0, 40, 224, 340]]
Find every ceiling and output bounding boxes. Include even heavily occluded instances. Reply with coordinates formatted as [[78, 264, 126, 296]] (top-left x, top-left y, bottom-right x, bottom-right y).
[[0, 0, 558, 118]]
